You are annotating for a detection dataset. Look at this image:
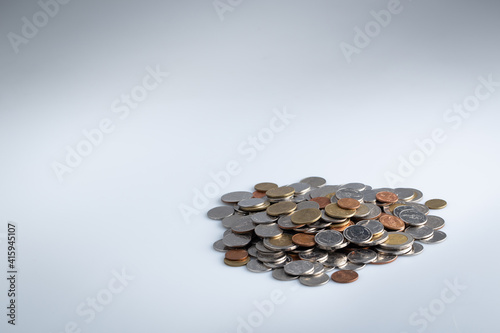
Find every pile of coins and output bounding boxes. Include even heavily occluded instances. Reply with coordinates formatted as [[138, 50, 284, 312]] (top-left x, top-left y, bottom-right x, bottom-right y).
[[209, 177, 447, 287]]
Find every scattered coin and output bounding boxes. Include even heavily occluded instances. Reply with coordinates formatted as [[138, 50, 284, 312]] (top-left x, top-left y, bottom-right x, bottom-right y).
[[299, 273, 330, 286], [331, 270, 359, 283], [418, 230, 447, 244], [347, 249, 377, 264], [207, 206, 235, 220], [291, 208, 322, 224], [376, 191, 399, 204], [255, 182, 278, 192], [224, 257, 251, 267], [425, 215, 445, 230], [267, 201, 297, 216], [225, 249, 249, 261], [425, 199, 447, 209], [337, 198, 361, 210]]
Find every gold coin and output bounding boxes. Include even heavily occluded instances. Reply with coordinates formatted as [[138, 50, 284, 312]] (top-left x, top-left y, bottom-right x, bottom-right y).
[[268, 233, 294, 247], [324, 192, 336, 199], [324, 203, 356, 219], [224, 257, 250, 267], [384, 233, 409, 246], [266, 201, 297, 216], [254, 182, 278, 192], [290, 208, 322, 225], [330, 220, 354, 232], [425, 199, 447, 209], [353, 204, 370, 218], [266, 186, 295, 198], [240, 201, 270, 212], [388, 203, 405, 213]]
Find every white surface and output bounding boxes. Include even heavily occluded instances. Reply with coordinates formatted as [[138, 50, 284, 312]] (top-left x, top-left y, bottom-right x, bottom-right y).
[[1, 1, 499, 332]]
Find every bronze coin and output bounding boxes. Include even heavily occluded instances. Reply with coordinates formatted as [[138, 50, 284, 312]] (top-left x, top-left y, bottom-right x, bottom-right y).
[[376, 191, 399, 204], [289, 253, 300, 261], [337, 198, 361, 210], [252, 191, 267, 198], [309, 197, 330, 209], [331, 270, 358, 283], [379, 214, 405, 231], [292, 233, 316, 247], [225, 249, 249, 261], [329, 220, 354, 232], [371, 255, 398, 265]]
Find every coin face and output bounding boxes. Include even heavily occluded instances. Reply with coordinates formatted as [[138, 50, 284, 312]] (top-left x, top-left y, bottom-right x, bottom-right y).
[[284, 260, 315, 276], [255, 182, 278, 192], [292, 233, 316, 247], [343, 225, 373, 244], [323, 252, 348, 268], [394, 188, 416, 201], [379, 214, 405, 231], [347, 249, 377, 264], [251, 211, 278, 224], [272, 267, 298, 281], [213, 239, 230, 252], [231, 219, 256, 234], [291, 208, 322, 224], [223, 232, 252, 247], [325, 203, 356, 219], [356, 220, 384, 235], [331, 270, 358, 283], [299, 273, 330, 286], [425, 199, 447, 209], [300, 176, 326, 187], [207, 206, 234, 220], [221, 191, 253, 203], [254, 223, 283, 238], [376, 191, 399, 203], [238, 198, 266, 208], [288, 182, 311, 195], [418, 230, 447, 244], [225, 249, 249, 261], [399, 210, 427, 226], [314, 230, 344, 247], [336, 188, 363, 201], [222, 214, 252, 229], [405, 225, 434, 240], [266, 201, 297, 216], [337, 198, 361, 210], [266, 186, 295, 198], [379, 232, 414, 250], [425, 215, 445, 230], [309, 197, 330, 209], [297, 201, 320, 210]]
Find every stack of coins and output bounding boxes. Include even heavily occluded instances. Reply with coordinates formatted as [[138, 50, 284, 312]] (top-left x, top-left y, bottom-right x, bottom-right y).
[[208, 177, 447, 287]]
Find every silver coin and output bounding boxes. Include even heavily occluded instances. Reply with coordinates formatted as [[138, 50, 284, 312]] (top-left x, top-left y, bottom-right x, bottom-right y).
[[356, 220, 384, 235], [254, 223, 283, 238], [371, 252, 397, 264], [246, 258, 272, 272], [329, 196, 338, 204], [321, 211, 346, 223], [330, 238, 350, 250], [314, 230, 344, 247], [238, 198, 266, 208], [363, 203, 382, 220], [406, 225, 434, 240], [353, 204, 371, 218], [293, 194, 308, 203], [277, 215, 299, 229], [221, 191, 253, 203], [309, 185, 340, 198], [284, 260, 315, 276], [247, 245, 258, 257], [393, 205, 417, 217], [297, 200, 320, 210], [394, 188, 416, 201], [303, 262, 325, 276], [425, 215, 445, 229], [323, 252, 348, 268], [213, 239, 231, 252], [410, 189, 423, 202], [308, 220, 332, 228], [257, 251, 286, 262], [255, 241, 276, 253], [343, 225, 372, 244], [405, 202, 430, 215], [222, 232, 252, 247], [376, 246, 413, 255], [207, 206, 234, 220], [299, 249, 328, 262], [263, 256, 292, 268], [289, 182, 311, 195], [347, 249, 378, 264], [222, 214, 252, 229], [362, 230, 389, 246], [399, 210, 427, 226], [336, 188, 363, 202], [300, 176, 326, 188], [250, 211, 278, 224], [272, 267, 298, 281], [362, 190, 378, 203], [339, 183, 366, 191], [418, 230, 447, 244], [299, 273, 330, 286], [402, 242, 424, 256], [231, 219, 256, 234], [378, 232, 414, 250], [263, 236, 298, 251], [338, 262, 365, 271]]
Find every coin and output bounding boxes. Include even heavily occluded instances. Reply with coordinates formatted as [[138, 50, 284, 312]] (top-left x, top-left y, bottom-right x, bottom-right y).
[[255, 182, 278, 192], [291, 208, 321, 224], [272, 267, 299, 281], [292, 233, 316, 247], [266, 186, 295, 198], [394, 188, 416, 201], [379, 214, 405, 231], [325, 203, 356, 219], [371, 253, 397, 265], [402, 242, 424, 256], [254, 223, 283, 238], [363, 203, 382, 220], [425, 215, 445, 230], [266, 201, 297, 216], [309, 197, 331, 209], [330, 220, 354, 232], [376, 191, 399, 204], [353, 204, 371, 218], [278, 215, 304, 229], [223, 232, 252, 247], [425, 199, 447, 209], [221, 191, 253, 203], [378, 232, 414, 250], [340, 183, 366, 191], [418, 230, 447, 244], [343, 225, 373, 244], [336, 188, 363, 202], [337, 198, 361, 210], [405, 225, 434, 240], [246, 258, 272, 272], [299, 249, 328, 262], [296, 201, 320, 210], [300, 176, 326, 187], [323, 252, 348, 268], [284, 260, 315, 276], [222, 214, 252, 229], [213, 239, 230, 252], [207, 206, 234, 220], [231, 219, 256, 234], [314, 230, 344, 248], [347, 249, 377, 264], [224, 257, 251, 267], [331, 270, 358, 283], [289, 182, 311, 195], [251, 211, 278, 224], [225, 249, 249, 261], [399, 210, 427, 226], [299, 273, 330, 286], [338, 262, 365, 271], [356, 220, 384, 236], [252, 191, 267, 198], [238, 198, 266, 209]]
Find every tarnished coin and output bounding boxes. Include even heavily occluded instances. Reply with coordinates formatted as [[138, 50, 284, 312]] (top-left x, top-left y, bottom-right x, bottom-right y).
[[338, 262, 365, 271], [251, 211, 278, 224], [425, 199, 447, 209], [379, 214, 405, 231], [323, 252, 348, 268], [425, 215, 445, 230], [207, 206, 234, 220], [291, 208, 322, 224], [299, 273, 330, 286], [254, 182, 278, 192], [284, 260, 315, 276], [266, 201, 297, 216], [376, 191, 399, 204], [356, 220, 384, 235], [325, 203, 356, 219], [418, 230, 447, 244], [254, 223, 283, 238], [331, 270, 358, 283], [371, 253, 397, 265], [337, 198, 361, 210], [314, 230, 344, 247], [272, 267, 298, 281], [336, 188, 363, 202], [399, 210, 427, 226], [223, 232, 252, 247], [402, 242, 424, 256], [406, 225, 434, 240], [224, 257, 251, 267], [246, 258, 272, 272], [221, 191, 253, 203], [225, 249, 249, 261], [300, 176, 326, 187], [347, 249, 377, 264], [266, 186, 295, 198], [309, 197, 331, 209], [343, 225, 373, 244]]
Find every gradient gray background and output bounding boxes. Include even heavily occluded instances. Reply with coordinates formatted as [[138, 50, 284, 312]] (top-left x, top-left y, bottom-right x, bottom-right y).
[[1, 0, 499, 332]]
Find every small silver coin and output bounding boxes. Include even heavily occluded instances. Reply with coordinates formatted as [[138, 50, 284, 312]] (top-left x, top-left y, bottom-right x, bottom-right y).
[[406, 225, 434, 240], [293, 195, 308, 203], [356, 220, 384, 235], [277, 215, 298, 229], [323, 252, 348, 268], [321, 211, 346, 223], [410, 189, 423, 202], [247, 245, 258, 257], [336, 188, 363, 202], [343, 225, 373, 244], [222, 214, 252, 229], [250, 211, 278, 224], [289, 182, 311, 195], [405, 202, 430, 215], [246, 258, 272, 272], [272, 267, 298, 281], [284, 260, 315, 276], [339, 183, 366, 191], [299, 249, 328, 262], [231, 219, 256, 234], [221, 191, 253, 203], [393, 205, 416, 217], [362, 230, 389, 246], [371, 253, 397, 264], [362, 190, 379, 203], [399, 210, 427, 226], [255, 241, 276, 253], [314, 230, 344, 247], [263, 256, 292, 268], [303, 262, 325, 276], [300, 176, 327, 188], [425, 215, 445, 229], [338, 262, 365, 271], [309, 185, 340, 198], [213, 239, 231, 252], [347, 249, 378, 264], [394, 188, 416, 201], [402, 242, 424, 256], [363, 203, 382, 220], [299, 273, 330, 286], [376, 245, 413, 255], [418, 230, 447, 244], [222, 232, 252, 247], [254, 223, 283, 238], [297, 201, 320, 210], [207, 206, 234, 220], [238, 198, 266, 208]]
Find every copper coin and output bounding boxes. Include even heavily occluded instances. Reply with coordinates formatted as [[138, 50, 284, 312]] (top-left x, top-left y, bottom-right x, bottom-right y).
[[289, 253, 300, 261], [371, 254, 398, 265], [331, 270, 358, 283], [292, 233, 316, 247], [252, 191, 267, 198], [376, 191, 399, 204], [337, 198, 361, 210], [330, 220, 354, 232], [379, 214, 405, 231], [309, 197, 330, 209], [225, 249, 249, 261]]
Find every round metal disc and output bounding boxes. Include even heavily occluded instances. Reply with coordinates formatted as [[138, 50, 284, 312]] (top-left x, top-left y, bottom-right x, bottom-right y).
[[418, 230, 447, 244], [272, 267, 298, 281], [207, 206, 234, 220], [299, 273, 330, 286]]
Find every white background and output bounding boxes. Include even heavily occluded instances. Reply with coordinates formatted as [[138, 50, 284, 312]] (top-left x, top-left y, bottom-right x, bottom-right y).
[[1, 1, 499, 332]]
